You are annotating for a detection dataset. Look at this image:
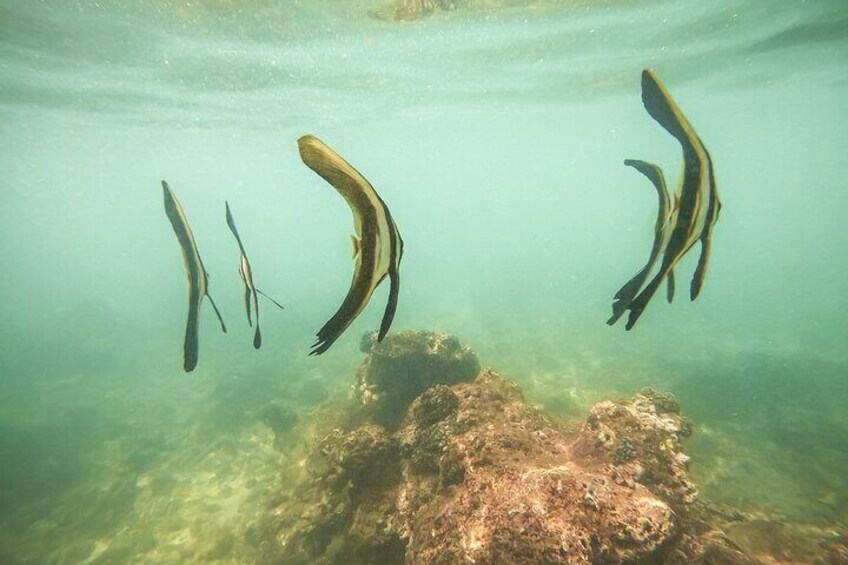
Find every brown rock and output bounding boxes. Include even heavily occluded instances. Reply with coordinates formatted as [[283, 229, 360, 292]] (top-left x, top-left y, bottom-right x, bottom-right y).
[[354, 331, 479, 429], [268, 332, 761, 565]]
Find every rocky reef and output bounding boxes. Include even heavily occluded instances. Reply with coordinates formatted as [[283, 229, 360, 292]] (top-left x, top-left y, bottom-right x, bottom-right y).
[[371, 0, 458, 22], [354, 330, 479, 428], [264, 330, 774, 564]]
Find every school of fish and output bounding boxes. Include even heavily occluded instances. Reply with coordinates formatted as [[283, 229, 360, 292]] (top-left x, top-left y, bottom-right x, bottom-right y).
[[162, 69, 720, 371]]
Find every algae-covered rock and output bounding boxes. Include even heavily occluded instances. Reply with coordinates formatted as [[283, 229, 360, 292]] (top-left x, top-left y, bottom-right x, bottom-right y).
[[573, 387, 698, 506], [371, 0, 458, 22], [354, 330, 479, 428], [399, 371, 679, 564], [312, 425, 397, 489], [258, 401, 298, 449], [268, 333, 760, 564]]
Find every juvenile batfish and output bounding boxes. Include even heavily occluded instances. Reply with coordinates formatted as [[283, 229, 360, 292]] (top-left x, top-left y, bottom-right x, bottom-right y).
[[624, 69, 722, 330], [225, 201, 284, 349], [607, 159, 677, 326], [297, 135, 404, 355], [162, 181, 227, 372]]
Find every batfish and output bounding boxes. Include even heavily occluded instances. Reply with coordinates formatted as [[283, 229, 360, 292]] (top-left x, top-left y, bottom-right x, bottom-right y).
[[622, 69, 722, 330], [297, 135, 404, 355], [225, 201, 284, 349], [162, 181, 226, 372], [607, 159, 677, 326]]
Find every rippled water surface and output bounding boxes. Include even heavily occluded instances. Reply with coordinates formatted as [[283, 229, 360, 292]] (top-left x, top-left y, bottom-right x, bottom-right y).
[[1, 0, 847, 562]]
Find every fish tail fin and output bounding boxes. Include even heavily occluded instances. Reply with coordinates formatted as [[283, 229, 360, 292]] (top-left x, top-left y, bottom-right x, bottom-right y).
[[256, 288, 284, 310], [206, 293, 227, 333], [253, 325, 262, 349]]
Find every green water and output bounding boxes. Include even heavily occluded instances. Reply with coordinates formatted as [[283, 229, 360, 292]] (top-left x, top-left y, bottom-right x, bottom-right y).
[[1, 0, 846, 562]]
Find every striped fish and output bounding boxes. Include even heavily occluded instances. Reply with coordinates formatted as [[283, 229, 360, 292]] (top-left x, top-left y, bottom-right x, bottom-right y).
[[225, 201, 284, 349], [162, 181, 226, 372], [297, 135, 404, 355], [607, 159, 677, 326], [623, 69, 722, 330]]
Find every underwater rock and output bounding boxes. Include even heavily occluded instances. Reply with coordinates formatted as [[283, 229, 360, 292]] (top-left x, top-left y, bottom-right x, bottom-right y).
[[275, 423, 404, 564], [573, 386, 698, 506], [311, 425, 397, 489], [399, 371, 680, 564], [259, 402, 298, 435], [354, 330, 479, 428], [270, 361, 757, 564], [259, 401, 299, 450], [818, 532, 848, 564], [371, 0, 458, 21], [265, 334, 768, 563]]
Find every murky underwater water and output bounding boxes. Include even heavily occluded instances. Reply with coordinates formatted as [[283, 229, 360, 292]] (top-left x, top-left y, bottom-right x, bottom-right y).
[[1, 0, 846, 562]]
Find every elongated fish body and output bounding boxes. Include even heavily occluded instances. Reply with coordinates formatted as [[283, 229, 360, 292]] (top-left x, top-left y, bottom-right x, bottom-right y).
[[297, 135, 404, 355], [162, 181, 226, 372], [225, 201, 284, 349], [624, 69, 721, 330], [607, 159, 677, 325]]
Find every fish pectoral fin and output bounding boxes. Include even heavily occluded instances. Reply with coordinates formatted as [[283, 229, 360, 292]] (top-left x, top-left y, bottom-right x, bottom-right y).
[[350, 235, 362, 259], [206, 293, 227, 333], [256, 288, 284, 310]]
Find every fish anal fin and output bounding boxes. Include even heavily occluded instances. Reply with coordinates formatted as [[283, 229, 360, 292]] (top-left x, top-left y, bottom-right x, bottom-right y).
[[184, 291, 201, 372], [377, 268, 400, 341], [691, 238, 711, 300], [244, 286, 253, 327], [667, 269, 676, 303]]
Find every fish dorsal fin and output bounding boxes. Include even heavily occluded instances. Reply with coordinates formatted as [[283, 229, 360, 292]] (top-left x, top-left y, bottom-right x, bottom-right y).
[[350, 234, 361, 258]]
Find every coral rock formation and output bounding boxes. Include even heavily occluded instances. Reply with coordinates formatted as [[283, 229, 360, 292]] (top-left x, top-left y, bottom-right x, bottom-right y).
[[372, 0, 458, 22], [354, 330, 479, 428], [573, 387, 698, 506], [268, 331, 756, 564]]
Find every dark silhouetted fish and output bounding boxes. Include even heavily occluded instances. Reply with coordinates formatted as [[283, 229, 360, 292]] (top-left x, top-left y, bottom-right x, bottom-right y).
[[297, 135, 404, 355], [607, 159, 677, 326], [162, 181, 226, 372], [623, 69, 722, 330], [225, 201, 284, 349]]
